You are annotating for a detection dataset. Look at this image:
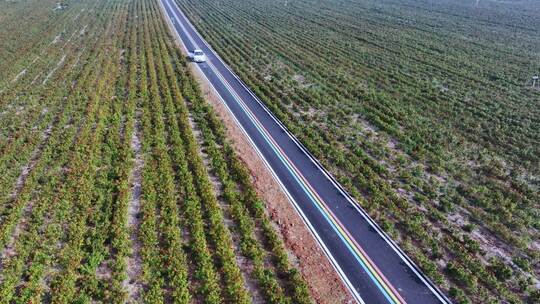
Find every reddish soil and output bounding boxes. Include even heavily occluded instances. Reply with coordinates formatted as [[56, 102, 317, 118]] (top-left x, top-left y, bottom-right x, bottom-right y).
[[124, 118, 144, 302]]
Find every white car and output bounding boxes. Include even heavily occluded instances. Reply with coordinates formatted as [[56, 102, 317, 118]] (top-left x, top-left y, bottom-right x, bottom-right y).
[[192, 49, 206, 63]]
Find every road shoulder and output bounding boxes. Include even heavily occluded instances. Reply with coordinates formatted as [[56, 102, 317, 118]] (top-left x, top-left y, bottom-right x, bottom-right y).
[[157, 1, 354, 302]]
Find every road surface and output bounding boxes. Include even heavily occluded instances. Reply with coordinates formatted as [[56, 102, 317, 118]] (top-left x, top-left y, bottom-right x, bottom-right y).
[[159, 0, 450, 303]]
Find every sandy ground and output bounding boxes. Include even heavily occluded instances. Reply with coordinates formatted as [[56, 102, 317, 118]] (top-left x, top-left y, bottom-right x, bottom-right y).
[[124, 117, 144, 302]]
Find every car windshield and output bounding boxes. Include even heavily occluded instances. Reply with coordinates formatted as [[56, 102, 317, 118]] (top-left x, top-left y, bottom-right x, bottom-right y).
[[194, 51, 203, 55]]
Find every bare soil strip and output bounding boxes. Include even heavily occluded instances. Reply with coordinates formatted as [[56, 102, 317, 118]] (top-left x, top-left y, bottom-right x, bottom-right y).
[[42, 54, 67, 85], [124, 116, 144, 302], [11, 69, 27, 83]]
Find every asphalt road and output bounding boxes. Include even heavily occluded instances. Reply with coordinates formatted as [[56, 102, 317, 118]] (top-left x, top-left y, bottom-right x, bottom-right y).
[[159, 0, 450, 303]]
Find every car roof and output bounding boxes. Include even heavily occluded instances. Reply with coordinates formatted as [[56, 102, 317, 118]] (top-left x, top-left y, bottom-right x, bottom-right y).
[[194, 49, 203, 52]]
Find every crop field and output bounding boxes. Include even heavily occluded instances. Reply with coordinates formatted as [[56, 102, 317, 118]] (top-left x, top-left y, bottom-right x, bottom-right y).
[[175, 0, 540, 302], [0, 0, 311, 302]]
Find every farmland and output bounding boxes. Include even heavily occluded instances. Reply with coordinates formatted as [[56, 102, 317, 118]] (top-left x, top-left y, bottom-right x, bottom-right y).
[[174, 0, 540, 303], [0, 0, 312, 302]]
